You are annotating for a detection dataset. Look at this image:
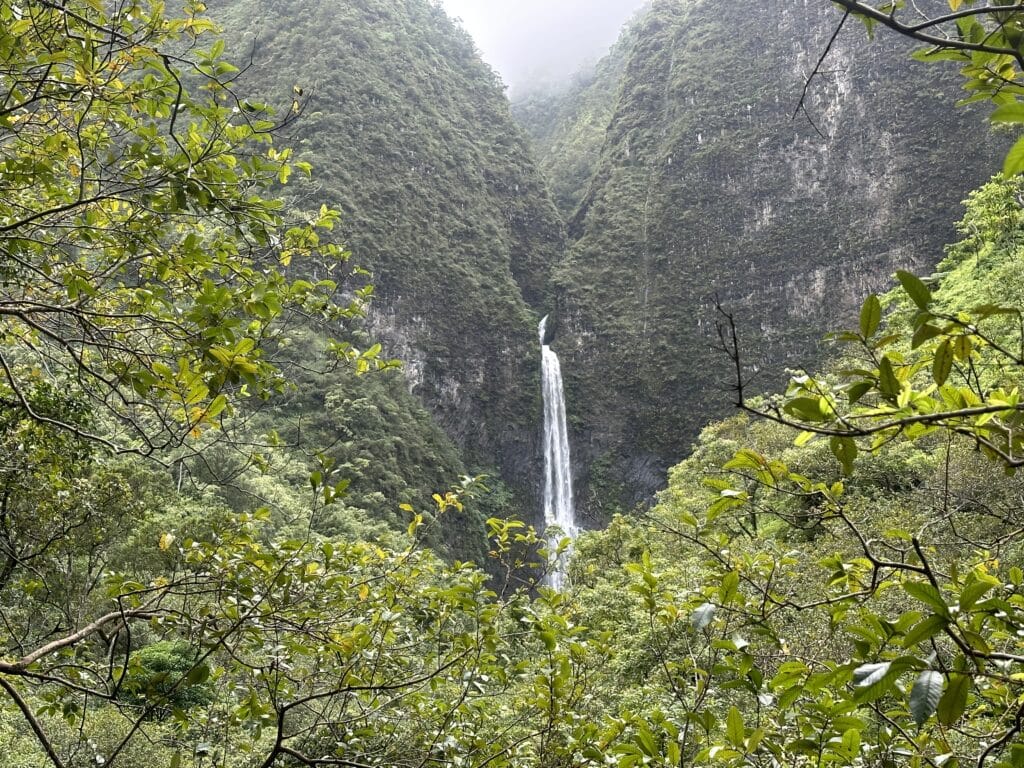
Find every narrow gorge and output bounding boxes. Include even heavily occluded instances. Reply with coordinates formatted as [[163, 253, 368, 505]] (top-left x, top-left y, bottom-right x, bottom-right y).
[[213, 0, 1011, 547]]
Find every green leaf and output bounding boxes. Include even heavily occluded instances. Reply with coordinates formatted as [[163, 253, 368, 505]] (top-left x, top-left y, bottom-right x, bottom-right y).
[[953, 335, 973, 361], [841, 728, 861, 757], [852, 661, 890, 688], [860, 294, 882, 337], [1004, 134, 1024, 176], [903, 582, 951, 618], [961, 629, 992, 655], [933, 340, 954, 386], [896, 270, 932, 310], [852, 661, 896, 702], [772, 660, 808, 688], [720, 570, 740, 605], [784, 396, 830, 422], [959, 580, 994, 612], [724, 449, 766, 471], [911, 47, 967, 63], [847, 381, 873, 404], [186, 664, 211, 686], [878, 356, 901, 398], [902, 615, 949, 648], [830, 436, 858, 475], [853, 657, 923, 703], [992, 102, 1024, 124], [726, 706, 745, 748], [973, 303, 1019, 319], [538, 630, 556, 651], [795, 430, 816, 446], [777, 684, 802, 709], [910, 671, 943, 726], [912, 323, 943, 349], [937, 673, 970, 726], [746, 727, 765, 754], [667, 741, 681, 765], [636, 726, 658, 757]]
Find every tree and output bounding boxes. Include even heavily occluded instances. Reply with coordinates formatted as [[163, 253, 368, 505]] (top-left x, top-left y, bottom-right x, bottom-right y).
[[0, 0, 371, 460], [0, 2, 499, 765], [0, 478, 606, 768]]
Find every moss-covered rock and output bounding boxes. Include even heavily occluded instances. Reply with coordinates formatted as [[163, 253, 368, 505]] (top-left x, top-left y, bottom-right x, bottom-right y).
[[519, 0, 1011, 521]]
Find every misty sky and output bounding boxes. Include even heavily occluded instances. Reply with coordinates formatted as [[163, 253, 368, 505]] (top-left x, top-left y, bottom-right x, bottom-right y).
[[440, 0, 647, 94]]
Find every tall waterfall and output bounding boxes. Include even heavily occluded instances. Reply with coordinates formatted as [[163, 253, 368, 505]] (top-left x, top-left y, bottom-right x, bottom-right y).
[[538, 315, 575, 590]]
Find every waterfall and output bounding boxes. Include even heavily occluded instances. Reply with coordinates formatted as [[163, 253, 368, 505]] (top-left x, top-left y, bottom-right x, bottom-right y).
[[538, 315, 575, 590]]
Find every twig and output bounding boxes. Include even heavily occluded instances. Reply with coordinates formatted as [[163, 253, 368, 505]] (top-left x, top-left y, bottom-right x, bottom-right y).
[[794, 9, 849, 139], [0, 677, 67, 768]]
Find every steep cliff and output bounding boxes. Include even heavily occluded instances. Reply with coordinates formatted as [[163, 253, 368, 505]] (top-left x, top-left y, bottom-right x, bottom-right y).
[[518, 0, 1011, 520], [209, 0, 567, 522], [205, 0, 1012, 535], [511, 20, 638, 219]]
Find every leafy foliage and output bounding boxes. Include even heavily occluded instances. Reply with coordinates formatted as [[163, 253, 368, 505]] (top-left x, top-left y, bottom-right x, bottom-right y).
[[0, 0, 364, 457], [833, 0, 1024, 173]]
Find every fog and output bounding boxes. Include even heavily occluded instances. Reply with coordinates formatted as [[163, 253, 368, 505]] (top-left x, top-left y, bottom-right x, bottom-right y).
[[440, 0, 648, 95]]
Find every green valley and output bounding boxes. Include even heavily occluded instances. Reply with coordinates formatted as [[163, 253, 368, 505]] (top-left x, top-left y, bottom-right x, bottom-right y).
[[4, 1, 1024, 767]]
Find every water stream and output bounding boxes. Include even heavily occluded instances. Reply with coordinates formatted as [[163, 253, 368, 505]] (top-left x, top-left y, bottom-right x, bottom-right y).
[[538, 315, 575, 589]]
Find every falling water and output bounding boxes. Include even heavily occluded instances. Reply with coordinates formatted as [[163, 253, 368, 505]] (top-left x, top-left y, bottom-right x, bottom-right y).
[[538, 315, 575, 590]]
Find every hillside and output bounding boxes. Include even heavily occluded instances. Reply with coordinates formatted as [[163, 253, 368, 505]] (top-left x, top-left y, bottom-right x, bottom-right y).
[[516, 0, 1013, 519], [8, 1, 1024, 766], [511, 18, 638, 219]]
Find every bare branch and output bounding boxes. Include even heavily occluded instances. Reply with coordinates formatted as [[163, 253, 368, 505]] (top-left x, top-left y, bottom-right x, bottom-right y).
[[0, 677, 67, 768]]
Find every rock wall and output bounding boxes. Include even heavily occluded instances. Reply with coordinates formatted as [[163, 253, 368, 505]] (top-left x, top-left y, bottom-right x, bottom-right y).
[[213, 0, 567, 522], [525, 0, 1009, 520]]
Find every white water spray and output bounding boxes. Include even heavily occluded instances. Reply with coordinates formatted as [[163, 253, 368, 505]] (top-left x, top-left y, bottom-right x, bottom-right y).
[[539, 315, 575, 589]]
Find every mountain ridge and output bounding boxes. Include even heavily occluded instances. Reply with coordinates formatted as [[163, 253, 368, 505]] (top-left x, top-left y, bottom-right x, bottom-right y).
[[210, 0, 568, 528]]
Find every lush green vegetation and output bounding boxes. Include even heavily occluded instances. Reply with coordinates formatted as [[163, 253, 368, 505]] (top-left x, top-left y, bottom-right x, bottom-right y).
[[517, 0, 1014, 519], [207, 0, 567, 520], [8, 148, 1024, 767], [6, 0, 1024, 766]]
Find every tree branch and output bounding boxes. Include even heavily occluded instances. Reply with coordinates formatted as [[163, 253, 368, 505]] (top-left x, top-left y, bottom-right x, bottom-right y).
[[0, 676, 67, 768], [0, 608, 158, 672]]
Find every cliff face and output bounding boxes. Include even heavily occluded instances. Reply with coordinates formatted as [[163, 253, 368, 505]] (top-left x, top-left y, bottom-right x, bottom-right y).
[[511, 20, 638, 220], [211, 0, 1011, 534], [212, 0, 567, 519], [518, 0, 1009, 520]]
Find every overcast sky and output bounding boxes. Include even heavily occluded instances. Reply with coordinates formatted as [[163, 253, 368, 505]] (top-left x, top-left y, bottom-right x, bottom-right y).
[[439, 0, 647, 94]]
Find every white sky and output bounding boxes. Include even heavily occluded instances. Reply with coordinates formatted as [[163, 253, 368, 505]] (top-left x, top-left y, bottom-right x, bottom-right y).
[[439, 0, 647, 93]]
